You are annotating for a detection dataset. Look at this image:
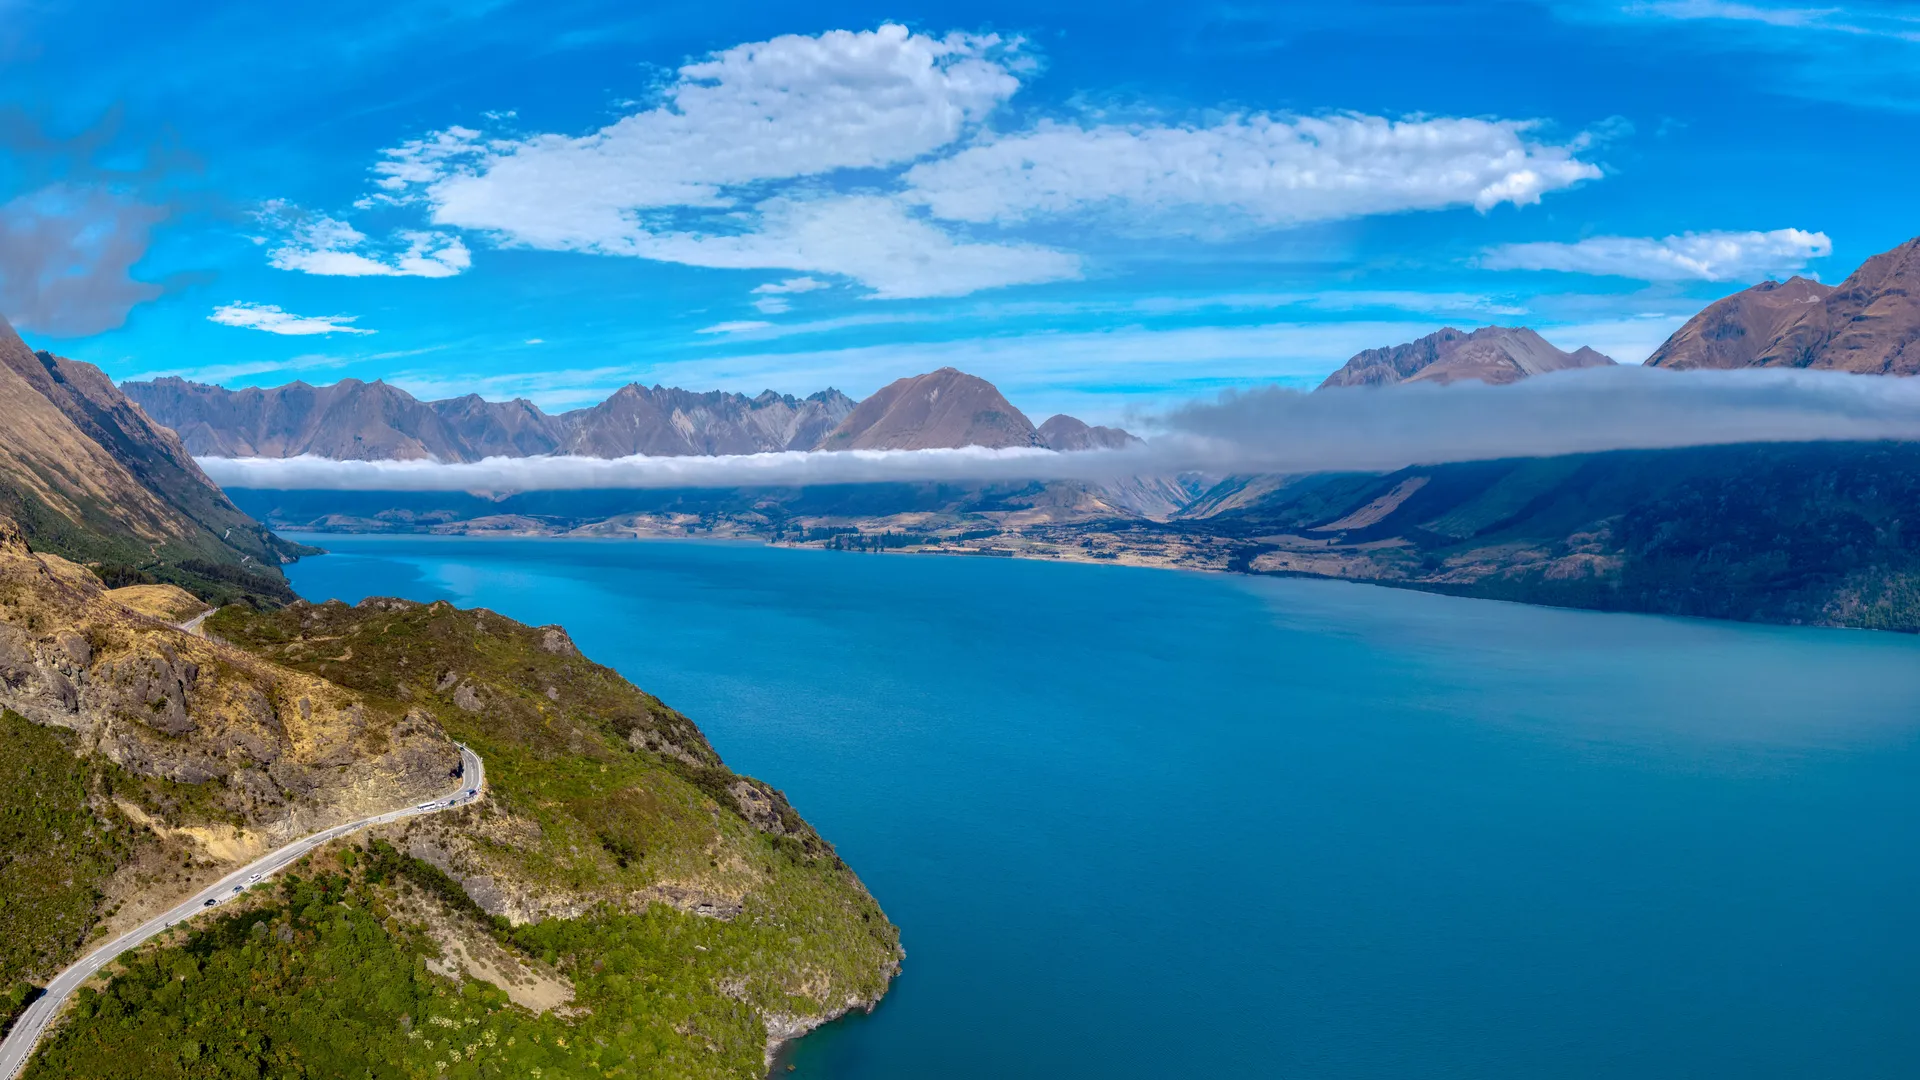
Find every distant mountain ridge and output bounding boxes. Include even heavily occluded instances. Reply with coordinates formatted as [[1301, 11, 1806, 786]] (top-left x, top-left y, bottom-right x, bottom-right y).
[[124, 376, 861, 462], [1319, 326, 1615, 389], [125, 369, 1138, 460], [1646, 236, 1920, 374]]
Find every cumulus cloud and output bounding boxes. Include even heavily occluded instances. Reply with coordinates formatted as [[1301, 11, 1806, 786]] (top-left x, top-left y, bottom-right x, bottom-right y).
[[261, 204, 470, 278], [0, 183, 166, 336], [902, 115, 1603, 231], [354, 25, 1059, 296], [199, 367, 1920, 492], [208, 302, 375, 336], [1481, 228, 1832, 281], [305, 25, 1603, 298]]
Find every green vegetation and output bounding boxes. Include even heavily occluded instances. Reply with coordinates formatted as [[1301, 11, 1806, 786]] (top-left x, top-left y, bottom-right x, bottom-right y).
[[63, 596, 905, 1078], [28, 829, 891, 1080], [0, 710, 134, 996]]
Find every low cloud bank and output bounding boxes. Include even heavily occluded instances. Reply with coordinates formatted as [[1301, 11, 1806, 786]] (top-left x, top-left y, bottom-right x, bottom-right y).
[[199, 367, 1920, 493]]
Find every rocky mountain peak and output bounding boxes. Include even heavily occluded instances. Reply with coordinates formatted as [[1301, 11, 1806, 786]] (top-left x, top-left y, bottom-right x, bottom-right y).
[[1319, 325, 1615, 389]]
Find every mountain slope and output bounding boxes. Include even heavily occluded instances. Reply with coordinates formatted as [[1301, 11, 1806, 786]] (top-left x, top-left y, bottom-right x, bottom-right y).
[[0, 321, 306, 605], [1641, 277, 1835, 370], [1646, 236, 1920, 374], [1177, 442, 1920, 630], [819, 367, 1044, 450], [1319, 326, 1615, 389]]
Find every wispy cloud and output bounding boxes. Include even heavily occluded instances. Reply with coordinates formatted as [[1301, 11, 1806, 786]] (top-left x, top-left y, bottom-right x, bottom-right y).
[[198, 367, 1920, 491], [259, 202, 469, 278], [1482, 228, 1831, 281], [1568, 1, 1920, 108], [208, 301, 375, 336]]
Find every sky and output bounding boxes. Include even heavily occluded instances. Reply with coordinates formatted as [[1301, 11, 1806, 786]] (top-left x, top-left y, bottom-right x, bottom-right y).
[[1, 0, 1916, 424]]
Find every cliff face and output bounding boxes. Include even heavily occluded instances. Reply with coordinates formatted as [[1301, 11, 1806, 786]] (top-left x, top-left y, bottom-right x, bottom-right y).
[[1647, 236, 1920, 374], [0, 516, 458, 821], [1318, 326, 1615, 389], [0, 320, 305, 605]]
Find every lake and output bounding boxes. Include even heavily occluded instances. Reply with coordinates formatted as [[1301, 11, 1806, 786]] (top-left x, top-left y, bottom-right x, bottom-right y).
[[284, 534, 1920, 1079]]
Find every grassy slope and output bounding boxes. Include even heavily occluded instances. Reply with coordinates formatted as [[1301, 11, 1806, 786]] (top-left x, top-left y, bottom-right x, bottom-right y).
[[26, 598, 900, 1080]]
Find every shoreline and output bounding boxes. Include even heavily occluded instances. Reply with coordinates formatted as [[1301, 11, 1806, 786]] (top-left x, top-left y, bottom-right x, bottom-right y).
[[275, 524, 1919, 637]]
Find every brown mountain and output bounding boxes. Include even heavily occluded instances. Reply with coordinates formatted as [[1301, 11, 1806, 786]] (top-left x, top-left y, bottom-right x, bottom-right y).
[[1318, 326, 1616, 389], [1037, 414, 1143, 451], [1645, 236, 1920, 374], [124, 377, 858, 461], [0, 319, 304, 604], [1640, 277, 1834, 370], [818, 367, 1045, 451]]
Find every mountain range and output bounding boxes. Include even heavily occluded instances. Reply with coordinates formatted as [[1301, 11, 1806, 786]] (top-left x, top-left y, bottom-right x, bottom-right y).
[[125, 366, 1132, 462]]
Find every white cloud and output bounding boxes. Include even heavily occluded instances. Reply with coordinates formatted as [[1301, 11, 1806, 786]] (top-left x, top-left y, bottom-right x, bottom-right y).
[[197, 368, 1920, 491], [261, 205, 471, 278], [1481, 228, 1831, 281], [208, 302, 376, 336], [330, 25, 1606, 299], [902, 115, 1602, 231], [382, 25, 1020, 244], [751, 275, 831, 313], [752, 276, 831, 295]]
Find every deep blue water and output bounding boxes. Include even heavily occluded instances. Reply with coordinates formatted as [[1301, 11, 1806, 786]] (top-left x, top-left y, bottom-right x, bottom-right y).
[[283, 534, 1920, 1080]]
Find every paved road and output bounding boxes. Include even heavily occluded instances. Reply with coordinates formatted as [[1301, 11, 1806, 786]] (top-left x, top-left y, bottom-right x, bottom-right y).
[[0, 745, 485, 1079]]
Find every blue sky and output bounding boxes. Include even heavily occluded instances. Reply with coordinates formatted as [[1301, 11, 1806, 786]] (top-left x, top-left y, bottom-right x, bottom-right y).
[[1, 0, 1915, 423]]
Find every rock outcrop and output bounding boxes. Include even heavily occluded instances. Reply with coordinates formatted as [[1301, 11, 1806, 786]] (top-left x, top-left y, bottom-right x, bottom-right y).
[[0, 516, 459, 830]]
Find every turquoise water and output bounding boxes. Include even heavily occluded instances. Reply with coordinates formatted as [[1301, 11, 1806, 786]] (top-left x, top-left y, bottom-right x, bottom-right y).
[[284, 534, 1920, 1079]]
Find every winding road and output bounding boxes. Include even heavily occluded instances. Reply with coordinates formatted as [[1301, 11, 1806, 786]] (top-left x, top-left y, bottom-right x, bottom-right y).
[[0, 739, 485, 1080]]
